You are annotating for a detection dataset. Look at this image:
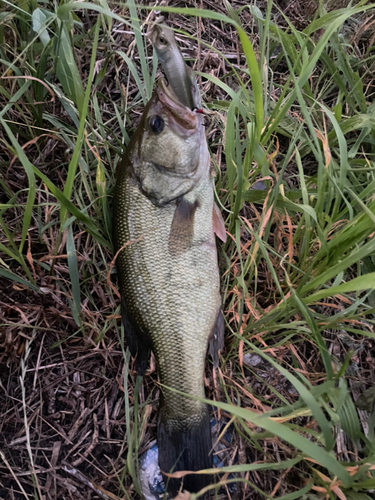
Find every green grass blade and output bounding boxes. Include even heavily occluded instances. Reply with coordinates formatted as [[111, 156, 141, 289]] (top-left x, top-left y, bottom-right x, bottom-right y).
[[236, 26, 263, 139], [0, 268, 39, 292], [166, 387, 352, 487], [303, 238, 375, 295], [305, 272, 375, 304], [61, 18, 100, 225], [126, 0, 151, 99], [116, 50, 148, 105], [66, 224, 81, 325], [1, 121, 36, 257], [242, 339, 335, 450], [55, 22, 84, 114], [32, 165, 109, 248]]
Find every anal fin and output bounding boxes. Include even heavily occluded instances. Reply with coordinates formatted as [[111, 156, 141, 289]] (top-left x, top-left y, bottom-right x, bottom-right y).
[[121, 300, 151, 375], [208, 308, 225, 368], [168, 197, 199, 256]]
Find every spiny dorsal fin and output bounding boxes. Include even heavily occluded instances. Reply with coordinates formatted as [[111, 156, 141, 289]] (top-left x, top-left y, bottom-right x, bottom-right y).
[[168, 198, 199, 256]]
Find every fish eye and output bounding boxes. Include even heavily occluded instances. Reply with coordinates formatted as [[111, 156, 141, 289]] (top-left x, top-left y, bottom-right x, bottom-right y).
[[149, 115, 164, 134]]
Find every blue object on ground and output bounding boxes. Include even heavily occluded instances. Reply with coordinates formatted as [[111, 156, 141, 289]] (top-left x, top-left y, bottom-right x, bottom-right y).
[[138, 418, 238, 498], [139, 443, 165, 500]]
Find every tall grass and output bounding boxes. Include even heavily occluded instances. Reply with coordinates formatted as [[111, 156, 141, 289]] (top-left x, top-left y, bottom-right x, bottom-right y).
[[1, 0, 375, 498]]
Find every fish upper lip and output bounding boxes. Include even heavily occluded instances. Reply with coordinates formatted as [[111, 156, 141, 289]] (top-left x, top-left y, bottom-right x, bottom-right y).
[[156, 78, 198, 130], [157, 78, 193, 112]]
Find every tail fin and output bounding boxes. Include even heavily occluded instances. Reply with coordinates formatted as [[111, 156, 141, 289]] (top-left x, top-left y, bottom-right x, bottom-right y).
[[157, 408, 212, 495]]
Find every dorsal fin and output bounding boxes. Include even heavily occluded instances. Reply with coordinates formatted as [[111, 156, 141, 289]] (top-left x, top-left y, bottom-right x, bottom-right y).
[[213, 202, 226, 242]]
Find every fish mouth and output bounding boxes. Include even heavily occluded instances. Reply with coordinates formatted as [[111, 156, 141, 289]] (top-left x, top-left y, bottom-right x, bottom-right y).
[[156, 78, 198, 131]]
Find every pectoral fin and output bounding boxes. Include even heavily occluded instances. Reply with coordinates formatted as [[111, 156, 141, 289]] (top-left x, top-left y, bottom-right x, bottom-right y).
[[208, 308, 225, 368], [168, 198, 199, 256], [121, 300, 151, 375], [213, 202, 226, 242]]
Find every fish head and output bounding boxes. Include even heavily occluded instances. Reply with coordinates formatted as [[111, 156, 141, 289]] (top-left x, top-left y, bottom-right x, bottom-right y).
[[129, 78, 209, 206], [136, 78, 205, 177]]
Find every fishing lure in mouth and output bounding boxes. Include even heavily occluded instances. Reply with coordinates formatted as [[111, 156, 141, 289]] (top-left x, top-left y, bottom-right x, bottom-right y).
[[149, 23, 197, 111]]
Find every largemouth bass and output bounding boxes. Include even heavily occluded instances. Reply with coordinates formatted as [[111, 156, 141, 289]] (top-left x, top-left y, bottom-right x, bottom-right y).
[[113, 76, 225, 495], [149, 24, 195, 110]]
